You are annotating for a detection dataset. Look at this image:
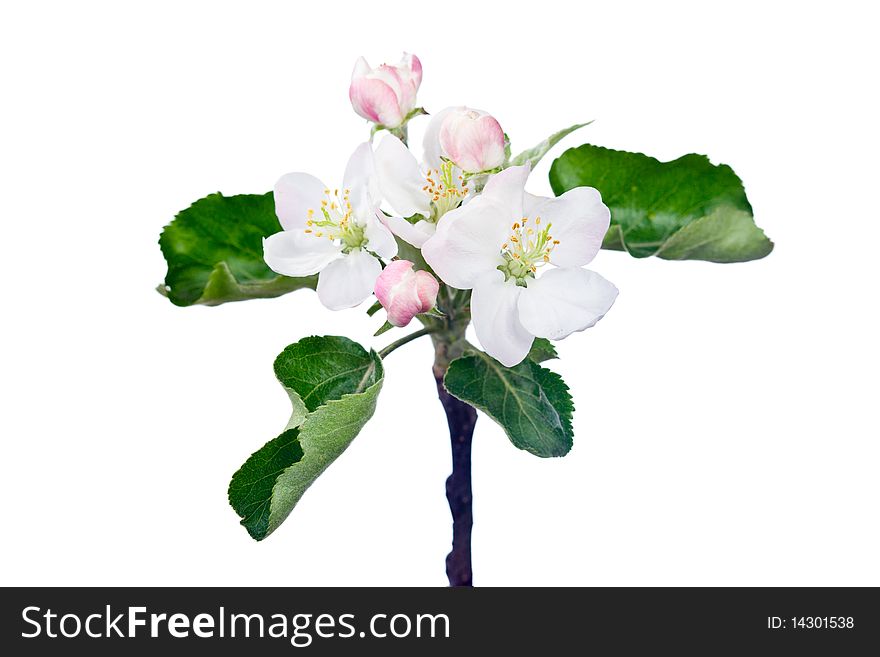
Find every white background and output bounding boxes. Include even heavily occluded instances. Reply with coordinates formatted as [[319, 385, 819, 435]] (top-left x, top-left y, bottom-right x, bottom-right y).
[[2, 0, 878, 586]]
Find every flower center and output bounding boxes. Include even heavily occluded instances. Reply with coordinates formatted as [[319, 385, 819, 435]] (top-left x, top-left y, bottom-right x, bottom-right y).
[[304, 188, 368, 251], [423, 161, 469, 221], [498, 216, 559, 284]]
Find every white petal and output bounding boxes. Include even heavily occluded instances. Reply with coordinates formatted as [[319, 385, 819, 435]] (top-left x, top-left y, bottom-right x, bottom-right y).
[[351, 56, 371, 80], [517, 268, 618, 340], [316, 249, 382, 310], [522, 192, 546, 217], [471, 271, 534, 367], [374, 134, 432, 217], [422, 106, 456, 169], [364, 213, 398, 259], [525, 188, 610, 267], [421, 196, 509, 289], [274, 173, 327, 231], [480, 165, 530, 221], [263, 230, 341, 277], [343, 142, 380, 217], [382, 215, 436, 248]]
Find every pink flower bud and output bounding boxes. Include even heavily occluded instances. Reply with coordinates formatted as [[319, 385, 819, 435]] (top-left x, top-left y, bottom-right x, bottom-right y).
[[349, 53, 423, 129], [438, 107, 506, 173], [374, 260, 439, 327]]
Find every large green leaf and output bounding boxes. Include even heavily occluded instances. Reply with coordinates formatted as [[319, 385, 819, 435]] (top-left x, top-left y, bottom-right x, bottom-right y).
[[509, 122, 591, 170], [228, 336, 384, 540], [158, 192, 316, 306], [444, 350, 573, 457], [549, 144, 773, 261]]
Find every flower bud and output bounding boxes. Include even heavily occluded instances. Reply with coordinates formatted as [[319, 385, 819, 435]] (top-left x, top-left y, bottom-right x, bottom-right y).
[[349, 53, 422, 129], [438, 106, 506, 173], [374, 260, 439, 327]]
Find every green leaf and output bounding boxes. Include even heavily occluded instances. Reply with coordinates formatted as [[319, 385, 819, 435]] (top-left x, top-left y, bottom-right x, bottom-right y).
[[158, 192, 316, 306], [444, 350, 573, 458], [527, 338, 558, 363], [394, 234, 431, 273], [374, 321, 394, 337], [509, 122, 591, 169], [421, 307, 446, 319], [549, 144, 773, 261], [228, 336, 384, 540], [655, 205, 774, 262]]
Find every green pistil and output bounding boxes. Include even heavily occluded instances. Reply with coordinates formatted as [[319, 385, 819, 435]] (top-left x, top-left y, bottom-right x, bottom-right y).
[[304, 189, 369, 252], [497, 219, 557, 284], [341, 223, 367, 251], [497, 257, 533, 286]]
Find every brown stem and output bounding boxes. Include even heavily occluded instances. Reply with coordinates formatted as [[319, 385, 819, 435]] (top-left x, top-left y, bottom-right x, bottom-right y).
[[434, 373, 476, 587], [432, 331, 476, 587]]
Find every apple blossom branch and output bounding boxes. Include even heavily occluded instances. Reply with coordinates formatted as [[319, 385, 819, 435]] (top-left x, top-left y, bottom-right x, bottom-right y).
[[258, 52, 618, 587]]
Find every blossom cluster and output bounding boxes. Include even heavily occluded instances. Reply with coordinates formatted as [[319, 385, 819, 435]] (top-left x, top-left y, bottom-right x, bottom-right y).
[[263, 54, 617, 367]]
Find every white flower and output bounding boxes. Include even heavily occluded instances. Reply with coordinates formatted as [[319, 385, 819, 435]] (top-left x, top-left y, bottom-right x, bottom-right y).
[[263, 143, 397, 310], [372, 108, 472, 247], [421, 165, 617, 367]]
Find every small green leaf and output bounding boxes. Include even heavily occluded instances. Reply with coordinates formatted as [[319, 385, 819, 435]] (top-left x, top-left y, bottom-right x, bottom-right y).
[[366, 300, 382, 317], [444, 350, 573, 457], [394, 235, 431, 273], [509, 122, 591, 169], [374, 321, 394, 337], [158, 192, 315, 306], [421, 307, 446, 319], [549, 144, 773, 261], [228, 336, 384, 540], [527, 338, 558, 363]]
